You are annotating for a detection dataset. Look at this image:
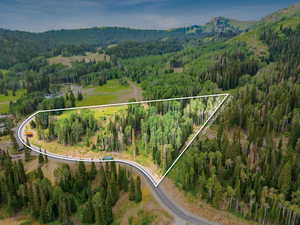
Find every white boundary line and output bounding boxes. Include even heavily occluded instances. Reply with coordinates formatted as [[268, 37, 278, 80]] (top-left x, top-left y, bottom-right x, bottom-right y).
[[17, 93, 230, 187], [156, 93, 230, 185]]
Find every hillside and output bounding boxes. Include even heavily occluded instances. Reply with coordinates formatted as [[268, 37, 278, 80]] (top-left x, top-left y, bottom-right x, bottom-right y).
[[1, 2, 300, 225], [261, 2, 300, 24], [202, 17, 255, 33], [138, 3, 300, 225], [0, 17, 256, 68]]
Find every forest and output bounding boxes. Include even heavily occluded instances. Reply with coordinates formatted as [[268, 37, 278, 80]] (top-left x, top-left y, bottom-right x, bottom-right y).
[[0, 151, 142, 225], [32, 97, 222, 173], [1, 2, 300, 225], [167, 22, 300, 225]]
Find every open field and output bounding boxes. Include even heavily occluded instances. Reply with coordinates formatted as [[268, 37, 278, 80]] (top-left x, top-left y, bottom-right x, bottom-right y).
[[48, 52, 110, 66], [76, 79, 142, 106], [0, 89, 26, 113], [0, 69, 9, 75]]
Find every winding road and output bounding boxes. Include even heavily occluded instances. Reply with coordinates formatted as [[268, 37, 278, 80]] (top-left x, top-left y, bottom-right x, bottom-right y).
[[17, 94, 230, 225]]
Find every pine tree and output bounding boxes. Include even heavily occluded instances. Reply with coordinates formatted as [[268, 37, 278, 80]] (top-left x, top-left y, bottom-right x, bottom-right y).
[[36, 167, 44, 180], [69, 91, 76, 107], [81, 199, 95, 224], [38, 153, 44, 166], [278, 161, 292, 195], [135, 176, 142, 203], [105, 193, 113, 224], [93, 192, 105, 225], [76, 161, 87, 190], [89, 162, 97, 180], [77, 91, 83, 101], [129, 176, 135, 201]]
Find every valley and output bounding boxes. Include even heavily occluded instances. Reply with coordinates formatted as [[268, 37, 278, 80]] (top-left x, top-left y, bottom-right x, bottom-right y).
[[1, 2, 300, 225]]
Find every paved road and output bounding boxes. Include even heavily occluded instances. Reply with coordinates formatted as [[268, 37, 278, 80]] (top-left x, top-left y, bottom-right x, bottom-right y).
[[17, 94, 230, 225]]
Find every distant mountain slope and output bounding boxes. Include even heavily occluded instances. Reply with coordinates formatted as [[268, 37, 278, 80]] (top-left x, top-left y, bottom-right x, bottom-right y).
[[261, 2, 300, 23], [39, 27, 187, 46], [228, 2, 300, 58], [0, 29, 51, 68], [180, 2, 300, 85], [0, 17, 255, 68], [0, 17, 256, 46], [172, 17, 256, 37], [202, 17, 255, 33]]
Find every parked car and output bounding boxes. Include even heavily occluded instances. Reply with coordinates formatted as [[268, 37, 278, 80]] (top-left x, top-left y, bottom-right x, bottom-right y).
[[102, 156, 114, 160]]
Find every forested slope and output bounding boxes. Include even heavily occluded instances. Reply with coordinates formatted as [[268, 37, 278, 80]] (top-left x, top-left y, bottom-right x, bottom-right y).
[[1, 2, 300, 225], [163, 6, 300, 225], [117, 3, 300, 225], [0, 17, 255, 69]]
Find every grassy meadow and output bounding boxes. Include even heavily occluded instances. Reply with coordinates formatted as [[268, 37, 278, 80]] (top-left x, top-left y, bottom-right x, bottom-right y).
[[76, 79, 133, 107], [48, 52, 110, 66], [0, 89, 26, 113]]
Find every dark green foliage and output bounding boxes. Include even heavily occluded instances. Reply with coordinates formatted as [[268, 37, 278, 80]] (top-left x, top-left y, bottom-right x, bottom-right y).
[[142, 73, 201, 99], [89, 162, 97, 180], [49, 110, 98, 145], [129, 176, 136, 201], [77, 91, 83, 101], [128, 175, 142, 203], [135, 176, 142, 203], [0, 152, 132, 224], [81, 199, 95, 223], [9, 92, 44, 118], [167, 24, 300, 225], [104, 39, 183, 59], [38, 153, 44, 166], [198, 51, 259, 90]]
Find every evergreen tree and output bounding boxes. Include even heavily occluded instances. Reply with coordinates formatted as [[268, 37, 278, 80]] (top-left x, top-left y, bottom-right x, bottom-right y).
[[278, 161, 292, 195], [77, 91, 83, 101], [129, 176, 136, 201], [135, 176, 142, 203], [38, 153, 44, 166], [89, 162, 97, 180], [81, 199, 95, 224]]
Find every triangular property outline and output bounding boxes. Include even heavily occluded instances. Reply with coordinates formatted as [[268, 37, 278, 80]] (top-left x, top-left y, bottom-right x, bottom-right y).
[[17, 93, 230, 187], [156, 93, 230, 186]]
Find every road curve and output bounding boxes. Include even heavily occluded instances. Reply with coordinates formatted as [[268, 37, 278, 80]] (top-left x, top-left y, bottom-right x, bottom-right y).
[[17, 95, 230, 225], [18, 114, 220, 225]]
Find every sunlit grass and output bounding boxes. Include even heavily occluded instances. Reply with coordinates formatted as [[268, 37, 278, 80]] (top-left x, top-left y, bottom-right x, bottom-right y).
[[0, 89, 26, 113], [76, 80, 131, 107]]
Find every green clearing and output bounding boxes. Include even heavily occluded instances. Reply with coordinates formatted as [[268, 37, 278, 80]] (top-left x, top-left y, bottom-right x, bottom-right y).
[[0, 89, 26, 113], [273, 15, 300, 30], [56, 105, 127, 120], [48, 52, 110, 66], [0, 69, 9, 75], [229, 30, 269, 58], [76, 80, 132, 107]]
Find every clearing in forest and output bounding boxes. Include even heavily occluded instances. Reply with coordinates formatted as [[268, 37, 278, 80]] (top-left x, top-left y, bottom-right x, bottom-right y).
[[48, 52, 110, 67], [20, 94, 229, 185]]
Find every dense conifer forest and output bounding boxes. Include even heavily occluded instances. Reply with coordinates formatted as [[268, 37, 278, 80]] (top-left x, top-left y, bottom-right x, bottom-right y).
[[1, 2, 300, 225], [0, 151, 142, 225]]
